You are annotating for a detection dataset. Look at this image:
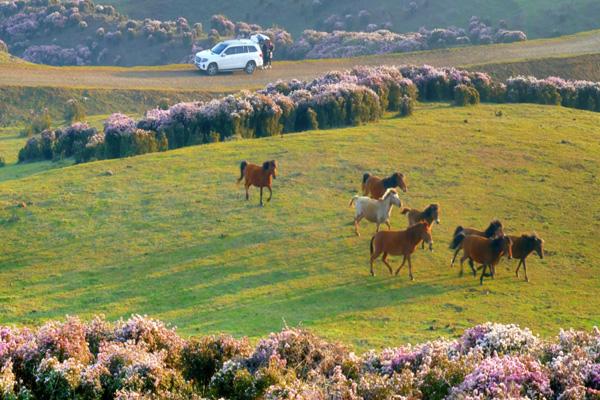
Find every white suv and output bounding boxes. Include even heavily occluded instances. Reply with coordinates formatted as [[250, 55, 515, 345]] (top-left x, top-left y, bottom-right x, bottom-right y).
[[194, 39, 263, 75]]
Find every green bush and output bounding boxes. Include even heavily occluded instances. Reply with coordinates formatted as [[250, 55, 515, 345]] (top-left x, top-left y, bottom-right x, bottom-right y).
[[181, 335, 252, 389], [398, 95, 415, 117], [20, 109, 52, 138], [63, 99, 86, 123], [454, 84, 481, 106]]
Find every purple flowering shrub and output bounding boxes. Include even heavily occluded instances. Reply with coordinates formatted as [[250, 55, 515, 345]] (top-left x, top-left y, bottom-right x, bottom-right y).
[[0, 319, 599, 399], [0, 0, 204, 66], [18, 65, 600, 165]]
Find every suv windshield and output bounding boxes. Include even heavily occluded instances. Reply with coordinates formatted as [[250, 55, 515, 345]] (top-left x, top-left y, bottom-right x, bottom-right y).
[[211, 43, 228, 55]]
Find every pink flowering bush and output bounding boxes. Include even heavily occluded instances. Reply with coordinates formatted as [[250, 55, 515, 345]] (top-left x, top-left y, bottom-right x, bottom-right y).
[[0, 319, 599, 399], [0, 0, 205, 66]]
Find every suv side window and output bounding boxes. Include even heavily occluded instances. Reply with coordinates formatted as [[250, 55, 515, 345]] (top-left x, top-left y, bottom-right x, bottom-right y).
[[224, 46, 239, 55], [245, 46, 256, 53]]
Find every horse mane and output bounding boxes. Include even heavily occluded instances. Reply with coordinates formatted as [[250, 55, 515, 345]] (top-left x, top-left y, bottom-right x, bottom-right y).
[[422, 204, 438, 220], [362, 173, 371, 184], [484, 220, 503, 237], [262, 161, 270, 170], [381, 173, 399, 188]]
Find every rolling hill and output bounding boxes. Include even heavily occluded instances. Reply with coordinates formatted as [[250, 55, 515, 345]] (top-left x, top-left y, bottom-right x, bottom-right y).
[[104, 0, 600, 39], [0, 103, 598, 349]]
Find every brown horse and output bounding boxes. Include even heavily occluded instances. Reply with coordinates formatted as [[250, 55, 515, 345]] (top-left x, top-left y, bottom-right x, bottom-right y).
[[362, 172, 408, 199], [369, 222, 433, 280], [402, 204, 440, 249], [450, 220, 504, 268], [509, 234, 544, 282], [237, 160, 277, 206], [450, 233, 513, 285]]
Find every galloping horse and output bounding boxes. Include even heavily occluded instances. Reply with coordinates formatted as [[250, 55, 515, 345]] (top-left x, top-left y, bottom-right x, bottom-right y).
[[450, 233, 512, 285], [401, 204, 441, 227], [509, 234, 544, 282], [362, 172, 408, 199], [237, 160, 277, 206], [450, 220, 504, 268], [369, 222, 433, 280], [349, 188, 403, 236]]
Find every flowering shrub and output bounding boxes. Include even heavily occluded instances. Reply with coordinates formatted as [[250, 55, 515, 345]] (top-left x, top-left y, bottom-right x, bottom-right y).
[[0, 0, 205, 66], [459, 322, 541, 356], [449, 355, 552, 399], [0, 319, 599, 399], [18, 64, 600, 165]]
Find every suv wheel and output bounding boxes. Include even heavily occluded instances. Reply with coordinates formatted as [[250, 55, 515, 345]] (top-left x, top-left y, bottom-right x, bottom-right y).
[[207, 63, 218, 76], [244, 61, 256, 75]]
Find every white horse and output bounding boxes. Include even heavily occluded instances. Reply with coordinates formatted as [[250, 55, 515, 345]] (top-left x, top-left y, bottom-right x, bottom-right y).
[[349, 188, 403, 236]]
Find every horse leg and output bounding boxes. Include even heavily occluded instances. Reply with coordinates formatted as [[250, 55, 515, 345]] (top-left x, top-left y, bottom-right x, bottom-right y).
[[395, 256, 407, 276], [523, 258, 529, 282], [354, 214, 364, 236], [382, 253, 393, 275], [385, 220, 391, 230], [245, 183, 250, 201], [469, 258, 476, 277], [376, 223, 380, 233], [515, 259, 522, 277], [480, 264, 488, 285], [267, 186, 272, 202], [451, 248, 460, 267], [408, 256, 414, 281], [459, 255, 468, 277], [370, 250, 382, 276], [259, 187, 264, 207]]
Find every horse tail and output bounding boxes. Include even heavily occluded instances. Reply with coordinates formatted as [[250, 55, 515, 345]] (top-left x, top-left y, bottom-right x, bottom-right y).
[[237, 161, 248, 183], [349, 196, 358, 207], [370, 235, 375, 256], [450, 232, 466, 250], [362, 173, 371, 184], [453, 225, 464, 238], [400, 208, 411, 215]]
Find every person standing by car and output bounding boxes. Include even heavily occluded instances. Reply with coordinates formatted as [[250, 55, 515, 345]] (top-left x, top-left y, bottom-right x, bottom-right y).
[[262, 39, 274, 69]]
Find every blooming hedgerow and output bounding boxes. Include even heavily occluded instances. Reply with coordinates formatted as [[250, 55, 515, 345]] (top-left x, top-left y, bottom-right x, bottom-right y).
[[17, 64, 600, 166], [0, 319, 599, 399]]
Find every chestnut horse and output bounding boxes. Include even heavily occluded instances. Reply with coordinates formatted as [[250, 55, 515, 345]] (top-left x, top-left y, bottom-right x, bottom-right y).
[[509, 234, 544, 282], [362, 172, 408, 199], [369, 222, 433, 280], [450, 233, 513, 285], [450, 220, 504, 268], [237, 160, 277, 206], [402, 204, 440, 249]]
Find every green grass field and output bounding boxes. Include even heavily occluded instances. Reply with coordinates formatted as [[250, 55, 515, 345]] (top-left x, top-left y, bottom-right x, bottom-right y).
[[104, 0, 600, 39], [0, 103, 598, 349]]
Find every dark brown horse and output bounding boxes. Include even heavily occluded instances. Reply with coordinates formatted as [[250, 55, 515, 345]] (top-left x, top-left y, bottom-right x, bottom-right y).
[[450, 233, 513, 285], [450, 220, 504, 268], [362, 172, 408, 199], [369, 222, 433, 280], [237, 160, 277, 206], [509, 234, 544, 282]]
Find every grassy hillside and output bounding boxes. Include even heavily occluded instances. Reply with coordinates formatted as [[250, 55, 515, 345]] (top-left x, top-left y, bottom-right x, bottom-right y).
[[0, 103, 598, 349], [470, 53, 600, 81], [104, 0, 600, 39]]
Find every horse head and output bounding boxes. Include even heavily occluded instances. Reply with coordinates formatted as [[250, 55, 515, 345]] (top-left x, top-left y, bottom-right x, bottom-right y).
[[532, 233, 544, 259], [486, 220, 504, 238], [428, 204, 440, 224], [393, 173, 408, 193], [502, 236, 513, 259], [263, 160, 278, 178], [382, 188, 402, 207]]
